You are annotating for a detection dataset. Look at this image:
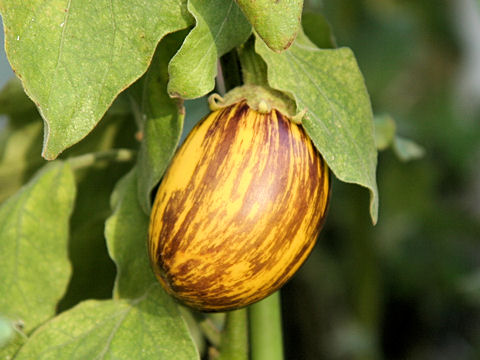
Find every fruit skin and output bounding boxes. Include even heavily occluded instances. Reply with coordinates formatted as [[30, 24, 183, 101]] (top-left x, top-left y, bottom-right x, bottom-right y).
[[148, 101, 330, 312]]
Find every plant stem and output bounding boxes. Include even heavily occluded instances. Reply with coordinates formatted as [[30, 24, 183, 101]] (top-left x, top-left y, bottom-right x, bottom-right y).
[[217, 308, 248, 360], [66, 149, 136, 170], [249, 292, 284, 360], [237, 36, 269, 87]]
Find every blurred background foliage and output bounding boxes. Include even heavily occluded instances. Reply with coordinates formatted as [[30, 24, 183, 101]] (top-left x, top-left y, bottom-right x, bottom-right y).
[[281, 0, 480, 359], [1, 0, 479, 359]]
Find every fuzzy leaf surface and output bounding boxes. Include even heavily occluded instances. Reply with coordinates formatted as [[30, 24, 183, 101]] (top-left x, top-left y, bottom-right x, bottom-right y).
[[235, 0, 303, 52], [0, 0, 192, 159], [256, 32, 379, 223], [102, 169, 199, 358], [168, 0, 251, 98], [14, 294, 199, 360], [133, 32, 186, 213], [0, 161, 75, 352], [105, 169, 153, 299]]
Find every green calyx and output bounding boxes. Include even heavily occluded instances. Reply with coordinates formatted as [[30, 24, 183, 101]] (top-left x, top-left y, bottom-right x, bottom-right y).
[[208, 84, 304, 124]]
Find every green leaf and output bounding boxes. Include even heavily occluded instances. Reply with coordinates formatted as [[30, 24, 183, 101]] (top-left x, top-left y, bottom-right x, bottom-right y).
[[0, 162, 76, 350], [374, 114, 424, 162], [58, 95, 138, 160], [0, 79, 137, 312], [0, 0, 193, 160], [0, 79, 45, 203], [0, 333, 24, 360], [256, 32, 379, 224], [235, 0, 303, 52], [104, 169, 155, 299], [374, 114, 396, 151], [14, 293, 199, 360], [0, 316, 25, 359], [101, 170, 199, 358], [57, 159, 134, 311], [168, 0, 251, 98], [132, 32, 186, 214]]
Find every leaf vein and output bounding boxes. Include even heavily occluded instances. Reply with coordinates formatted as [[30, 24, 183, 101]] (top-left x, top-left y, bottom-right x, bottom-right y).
[[189, 0, 234, 75], [47, 0, 73, 110]]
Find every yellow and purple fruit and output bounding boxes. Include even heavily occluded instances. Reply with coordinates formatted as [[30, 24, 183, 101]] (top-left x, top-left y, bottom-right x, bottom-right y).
[[148, 101, 330, 311]]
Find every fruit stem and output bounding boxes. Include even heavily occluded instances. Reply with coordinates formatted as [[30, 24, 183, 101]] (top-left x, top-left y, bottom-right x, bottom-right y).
[[237, 36, 269, 87], [217, 308, 248, 360], [249, 291, 284, 360], [66, 149, 136, 170]]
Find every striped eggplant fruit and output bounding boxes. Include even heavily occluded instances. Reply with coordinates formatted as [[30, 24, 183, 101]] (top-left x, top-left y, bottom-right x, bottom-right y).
[[148, 101, 330, 312]]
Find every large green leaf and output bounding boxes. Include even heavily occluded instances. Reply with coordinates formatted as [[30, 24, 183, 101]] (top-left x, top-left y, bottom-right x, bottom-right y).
[[0, 79, 137, 311], [168, 0, 251, 98], [0, 335, 23, 360], [256, 32, 379, 224], [132, 32, 186, 214], [105, 169, 152, 299], [0, 0, 193, 160], [101, 169, 199, 358], [235, 0, 303, 52], [0, 161, 76, 352], [14, 294, 199, 360]]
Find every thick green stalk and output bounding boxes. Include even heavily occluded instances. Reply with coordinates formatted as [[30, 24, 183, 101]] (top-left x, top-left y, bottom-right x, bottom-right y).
[[249, 292, 284, 360], [237, 36, 269, 87], [217, 309, 248, 360]]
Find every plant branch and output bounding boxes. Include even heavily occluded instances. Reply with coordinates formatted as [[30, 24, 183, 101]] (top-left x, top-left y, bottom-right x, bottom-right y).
[[66, 149, 136, 170]]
